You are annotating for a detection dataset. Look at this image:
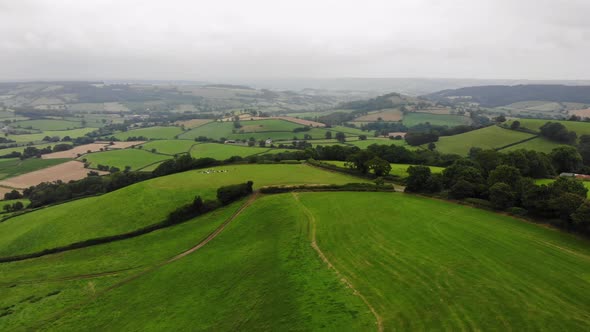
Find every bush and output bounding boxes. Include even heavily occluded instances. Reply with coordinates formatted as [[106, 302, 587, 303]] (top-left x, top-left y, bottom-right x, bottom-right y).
[[217, 181, 254, 205], [464, 198, 493, 209], [506, 207, 528, 217]]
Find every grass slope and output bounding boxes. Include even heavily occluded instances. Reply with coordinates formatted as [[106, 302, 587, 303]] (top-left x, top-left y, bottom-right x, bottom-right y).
[[511, 118, 590, 137], [402, 113, 471, 127], [109, 126, 183, 140], [499, 137, 567, 153], [41, 195, 373, 330], [82, 149, 170, 170], [12, 120, 83, 131], [0, 164, 367, 257], [139, 140, 196, 155], [189, 143, 273, 160], [434, 126, 535, 155], [0, 158, 70, 181], [298, 192, 590, 330]]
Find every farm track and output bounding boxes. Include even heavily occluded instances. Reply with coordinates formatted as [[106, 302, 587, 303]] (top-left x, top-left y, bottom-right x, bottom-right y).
[[291, 192, 384, 332], [30, 193, 260, 329]]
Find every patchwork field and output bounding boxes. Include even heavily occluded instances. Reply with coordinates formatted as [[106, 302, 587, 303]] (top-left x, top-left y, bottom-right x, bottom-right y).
[[189, 143, 276, 160], [174, 119, 212, 128], [402, 113, 471, 127], [354, 109, 403, 122], [433, 126, 535, 155], [82, 149, 170, 170], [499, 137, 567, 153], [12, 119, 84, 131], [5, 128, 96, 144], [510, 118, 590, 137], [139, 140, 196, 155], [108, 126, 184, 140], [41, 143, 108, 159], [0, 164, 366, 257], [325, 161, 444, 178], [0, 160, 104, 189], [0, 142, 73, 157], [0, 158, 70, 181]]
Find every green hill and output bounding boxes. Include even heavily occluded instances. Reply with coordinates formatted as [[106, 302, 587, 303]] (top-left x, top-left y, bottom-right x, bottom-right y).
[[433, 126, 535, 155]]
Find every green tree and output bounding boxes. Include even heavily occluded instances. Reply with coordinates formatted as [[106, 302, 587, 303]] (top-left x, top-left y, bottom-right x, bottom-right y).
[[366, 157, 391, 176], [405, 165, 432, 192], [510, 120, 521, 130], [572, 201, 590, 230], [489, 182, 515, 209], [551, 146, 583, 173], [449, 179, 476, 199], [325, 131, 332, 139], [488, 165, 522, 191], [335, 132, 346, 143]]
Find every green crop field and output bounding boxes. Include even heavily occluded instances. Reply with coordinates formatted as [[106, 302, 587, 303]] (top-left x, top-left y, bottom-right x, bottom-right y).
[[324, 161, 444, 178], [189, 143, 277, 160], [82, 149, 170, 170], [12, 119, 84, 131], [402, 113, 471, 127], [109, 126, 184, 140], [0, 164, 366, 257], [296, 192, 590, 330], [509, 118, 590, 137], [0, 158, 70, 181], [6, 128, 96, 143], [347, 138, 408, 149], [499, 137, 567, 153], [535, 178, 590, 197], [433, 126, 535, 155], [139, 139, 196, 155]]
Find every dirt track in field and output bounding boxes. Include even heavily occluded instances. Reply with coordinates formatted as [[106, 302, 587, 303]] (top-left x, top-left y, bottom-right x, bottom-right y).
[[0, 161, 108, 189]]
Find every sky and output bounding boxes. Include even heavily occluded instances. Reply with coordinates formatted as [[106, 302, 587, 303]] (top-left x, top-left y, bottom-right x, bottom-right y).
[[0, 0, 589, 81]]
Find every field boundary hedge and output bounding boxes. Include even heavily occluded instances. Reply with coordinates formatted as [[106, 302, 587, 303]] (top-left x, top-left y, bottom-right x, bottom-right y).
[[259, 183, 395, 194], [0, 182, 254, 263], [495, 135, 539, 151]]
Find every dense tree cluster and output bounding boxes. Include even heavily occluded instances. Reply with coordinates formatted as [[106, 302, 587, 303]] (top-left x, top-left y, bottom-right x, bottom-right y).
[[539, 122, 577, 144]]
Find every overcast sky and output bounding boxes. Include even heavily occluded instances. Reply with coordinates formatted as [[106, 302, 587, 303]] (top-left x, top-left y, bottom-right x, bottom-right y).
[[0, 0, 589, 81]]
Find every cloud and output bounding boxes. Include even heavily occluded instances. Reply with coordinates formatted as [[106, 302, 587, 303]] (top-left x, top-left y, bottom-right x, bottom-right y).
[[0, 0, 589, 80]]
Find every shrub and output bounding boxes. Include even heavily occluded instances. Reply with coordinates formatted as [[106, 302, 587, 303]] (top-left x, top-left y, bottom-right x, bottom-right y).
[[217, 181, 254, 205]]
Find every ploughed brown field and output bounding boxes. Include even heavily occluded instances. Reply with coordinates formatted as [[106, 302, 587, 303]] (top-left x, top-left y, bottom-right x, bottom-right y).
[[354, 109, 403, 122], [43, 141, 145, 159], [570, 108, 590, 118], [0, 161, 108, 189], [174, 119, 212, 128]]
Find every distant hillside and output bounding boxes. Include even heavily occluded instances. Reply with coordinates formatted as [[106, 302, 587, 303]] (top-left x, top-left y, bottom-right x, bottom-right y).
[[426, 85, 590, 107]]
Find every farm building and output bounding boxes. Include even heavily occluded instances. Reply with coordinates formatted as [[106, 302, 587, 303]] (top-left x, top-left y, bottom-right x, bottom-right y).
[[559, 172, 590, 180]]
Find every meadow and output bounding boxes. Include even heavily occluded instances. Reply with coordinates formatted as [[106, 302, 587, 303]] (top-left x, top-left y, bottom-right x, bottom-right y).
[[402, 113, 471, 127], [139, 139, 196, 155], [433, 125, 535, 155], [510, 118, 590, 137], [35, 195, 373, 331], [297, 192, 590, 330], [109, 126, 183, 140], [324, 161, 444, 178], [499, 137, 567, 153], [0, 158, 70, 181], [189, 143, 276, 160], [0, 164, 367, 257], [82, 149, 170, 170], [6, 128, 97, 144], [12, 119, 83, 131]]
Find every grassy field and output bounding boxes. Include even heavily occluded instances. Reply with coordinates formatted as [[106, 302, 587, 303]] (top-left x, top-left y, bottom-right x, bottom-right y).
[[0, 158, 70, 181], [347, 138, 405, 149], [109, 126, 184, 140], [325, 161, 444, 178], [535, 178, 590, 197], [139, 140, 196, 155], [34, 195, 373, 330], [189, 143, 275, 160], [82, 149, 170, 170], [6, 128, 96, 143], [0, 164, 367, 257], [499, 137, 567, 153], [433, 126, 535, 155], [12, 119, 83, 131], [510, 118, 590, 137], [354, 109, 403, 122], [402, 113, 471, 127], [297, 192, 590, 330]]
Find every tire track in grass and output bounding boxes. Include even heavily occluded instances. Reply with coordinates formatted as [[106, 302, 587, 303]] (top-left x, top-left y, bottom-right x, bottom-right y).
[[31, 193, 260, 329], [291, 192, 383, 332]]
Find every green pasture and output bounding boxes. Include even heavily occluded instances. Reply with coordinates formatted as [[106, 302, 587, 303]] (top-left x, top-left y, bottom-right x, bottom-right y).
[[297, 192, 590, 330], [139, 140, 196, 155], [12, 119, 84, 131], [433, 126, 535, 155], [402, 113, 471, 127], [0, 158, 70, 181], [82, 149, 170, 171], [109, 126, 183, 140], [0, 164, 366, 257]]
